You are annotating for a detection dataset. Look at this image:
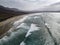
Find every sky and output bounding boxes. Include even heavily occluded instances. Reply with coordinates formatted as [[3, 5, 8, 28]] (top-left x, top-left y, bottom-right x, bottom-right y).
[[0, 0, 60, 11]]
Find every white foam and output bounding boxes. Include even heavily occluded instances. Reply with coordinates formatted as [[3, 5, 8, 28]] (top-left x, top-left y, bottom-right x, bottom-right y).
[[20, 41, 25, 45], [34, 16, 40, 19], [13, 16, 28, 26], [16, 23, 29, 29], [25, 23, 40, 37], [45, 23, 50, 28], [1, 36, 8, 41]]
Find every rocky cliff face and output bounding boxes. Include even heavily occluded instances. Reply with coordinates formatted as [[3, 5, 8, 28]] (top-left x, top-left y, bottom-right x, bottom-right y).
[[0, 5, 28, 22]]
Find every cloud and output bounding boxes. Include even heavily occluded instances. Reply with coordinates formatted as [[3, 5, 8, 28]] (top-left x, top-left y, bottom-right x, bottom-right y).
[[0, 0, 60, 11]]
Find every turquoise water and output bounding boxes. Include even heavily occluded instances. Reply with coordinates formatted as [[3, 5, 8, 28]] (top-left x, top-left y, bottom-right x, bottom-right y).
[[0, 13, 58, 45]]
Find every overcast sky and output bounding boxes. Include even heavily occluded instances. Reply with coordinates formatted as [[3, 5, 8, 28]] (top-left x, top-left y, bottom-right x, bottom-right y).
[[0, 0, 60, 11]]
